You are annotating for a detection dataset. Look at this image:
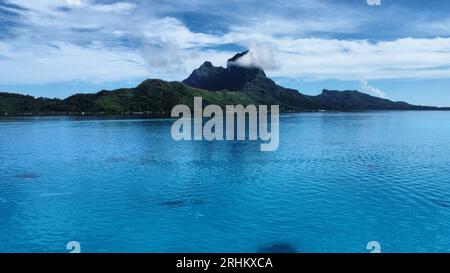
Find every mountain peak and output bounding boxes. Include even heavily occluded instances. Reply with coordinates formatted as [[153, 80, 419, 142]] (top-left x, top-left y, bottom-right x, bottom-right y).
[[227, 50, 250, 67], [202, 61, 213, 67], [183, 51, 266, 91]]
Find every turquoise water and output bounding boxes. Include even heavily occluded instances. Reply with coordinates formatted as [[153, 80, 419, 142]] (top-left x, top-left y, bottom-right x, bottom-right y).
[[1, 112, 450, 253]]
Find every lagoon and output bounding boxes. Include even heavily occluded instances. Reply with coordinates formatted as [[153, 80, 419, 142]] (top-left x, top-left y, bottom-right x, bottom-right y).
[[1, 111, 450, 253]]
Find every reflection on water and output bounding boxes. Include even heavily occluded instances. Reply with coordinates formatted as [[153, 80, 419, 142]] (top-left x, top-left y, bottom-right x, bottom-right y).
[[1, 112, 450, 253]]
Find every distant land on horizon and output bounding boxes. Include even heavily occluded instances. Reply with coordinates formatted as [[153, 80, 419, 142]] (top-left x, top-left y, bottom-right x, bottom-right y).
[[1, 51, 449, 116]]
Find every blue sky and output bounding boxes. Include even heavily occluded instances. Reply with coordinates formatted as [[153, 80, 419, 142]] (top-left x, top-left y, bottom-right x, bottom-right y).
[[0, 0, 450, 106]]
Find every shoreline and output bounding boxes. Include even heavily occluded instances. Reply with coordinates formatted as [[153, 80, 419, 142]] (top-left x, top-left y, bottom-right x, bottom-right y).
[[2, 108, 450, 119]]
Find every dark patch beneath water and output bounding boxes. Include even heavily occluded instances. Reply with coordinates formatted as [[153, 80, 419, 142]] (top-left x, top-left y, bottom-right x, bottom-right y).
[[160, 200, 186, 208], [137, 155, 160, 165], [257, 243, 297, 253], [15, 173, 40, 179], [108, 156, 128, 163], [159, 199, 206, 208], [431, 199, 450, 208]]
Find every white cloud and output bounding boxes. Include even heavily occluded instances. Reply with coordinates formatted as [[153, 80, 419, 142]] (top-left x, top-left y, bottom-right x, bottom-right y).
[[359, 80, 387, 98], [1, 0, 450, 86], [91, 2, 137, 13], [0, 41, 148, 84], [264, 37, 450, 81], [66, 0, 82, 7], [229, 44, 279, 70]]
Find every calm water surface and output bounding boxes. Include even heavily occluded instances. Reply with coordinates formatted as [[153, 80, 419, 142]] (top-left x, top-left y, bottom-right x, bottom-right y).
[[1, 112, 450, 253]]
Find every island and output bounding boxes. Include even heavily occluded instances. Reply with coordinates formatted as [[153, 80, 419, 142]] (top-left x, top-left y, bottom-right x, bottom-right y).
[[1, 51, 447, 116]]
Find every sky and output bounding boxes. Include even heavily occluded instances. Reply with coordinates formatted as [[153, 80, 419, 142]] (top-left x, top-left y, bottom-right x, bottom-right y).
[[0, 0, 450, 106]]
